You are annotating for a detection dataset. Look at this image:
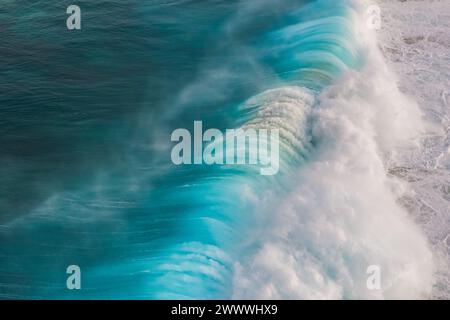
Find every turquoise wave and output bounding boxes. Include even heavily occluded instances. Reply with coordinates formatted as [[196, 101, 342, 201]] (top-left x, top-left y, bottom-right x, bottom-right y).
[[0, 0, 363, 299]]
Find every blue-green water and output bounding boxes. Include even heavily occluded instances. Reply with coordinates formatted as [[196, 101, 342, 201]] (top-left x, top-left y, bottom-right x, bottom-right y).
[[0, 0, 362, 299]]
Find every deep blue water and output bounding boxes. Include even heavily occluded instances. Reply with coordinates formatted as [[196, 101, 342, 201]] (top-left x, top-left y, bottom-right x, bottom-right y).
[[0, 0, 361, 299]]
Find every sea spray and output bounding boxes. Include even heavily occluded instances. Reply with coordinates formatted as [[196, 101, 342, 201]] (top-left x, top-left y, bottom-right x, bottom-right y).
[[232, 0, 434, 299]]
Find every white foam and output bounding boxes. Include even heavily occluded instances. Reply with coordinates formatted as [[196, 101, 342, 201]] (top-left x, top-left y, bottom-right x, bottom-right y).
[[232, 1, 435, 299], [374, 0, 450, 299]]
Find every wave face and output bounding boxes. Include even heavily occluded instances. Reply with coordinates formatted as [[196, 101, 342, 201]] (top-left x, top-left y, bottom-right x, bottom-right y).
[[0, 0, 434, 299]]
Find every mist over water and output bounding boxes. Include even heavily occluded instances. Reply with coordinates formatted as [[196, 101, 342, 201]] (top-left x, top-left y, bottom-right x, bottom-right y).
[[0, 0, 435, 299]]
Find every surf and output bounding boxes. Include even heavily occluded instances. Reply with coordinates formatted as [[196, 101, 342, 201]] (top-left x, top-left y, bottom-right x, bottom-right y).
[[0, 0, 435, 299]]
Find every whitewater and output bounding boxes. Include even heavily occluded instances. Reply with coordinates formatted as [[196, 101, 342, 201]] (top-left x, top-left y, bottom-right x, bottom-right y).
[[0, 0, 448, 299]]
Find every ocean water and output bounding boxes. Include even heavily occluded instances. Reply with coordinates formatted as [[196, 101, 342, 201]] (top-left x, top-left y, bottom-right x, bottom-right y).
[[0, 0, 442, 299]]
